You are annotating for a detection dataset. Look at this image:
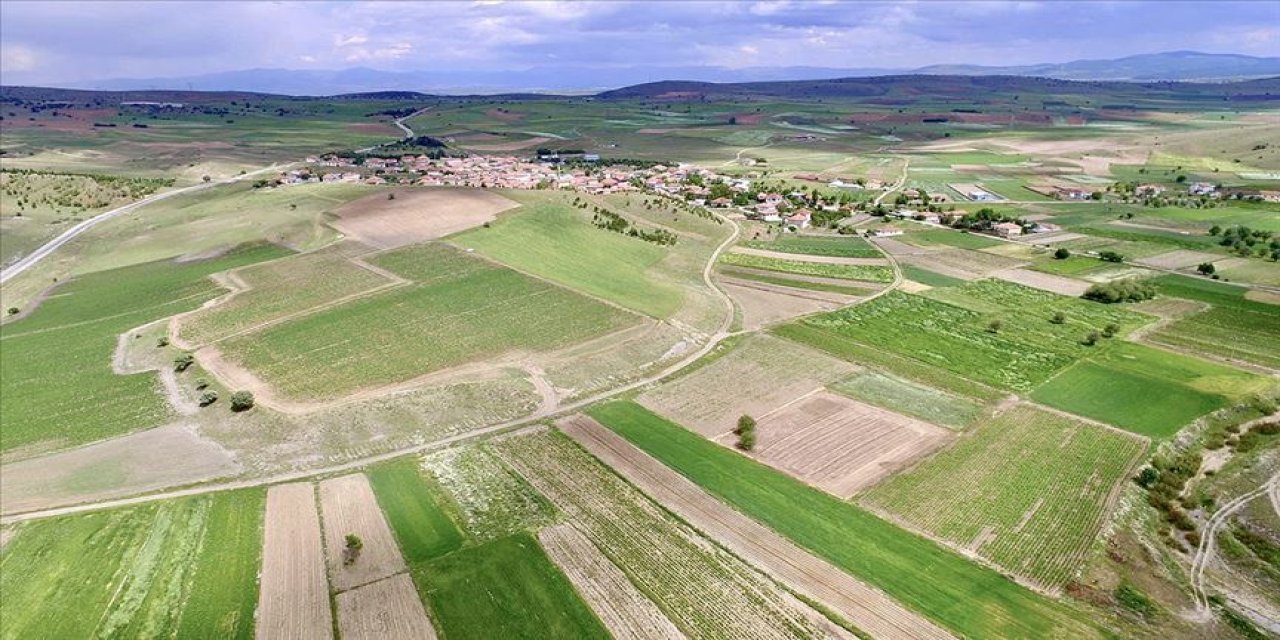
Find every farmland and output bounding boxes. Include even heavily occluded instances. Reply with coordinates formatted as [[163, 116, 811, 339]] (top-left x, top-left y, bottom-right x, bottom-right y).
[[0, 242, 290, 453], [588, 401, 1101, 639], [215, 243, 635, 400], [741, 234, 882, 258], [367, 458, 466, 562], [421, 444, 556, 542], [0, 490, 264, 640], [864, 404, 1147, 590], [720, 251, 894, 282], [830, 370, 987, 429], [1143, 275, 1280, 370]]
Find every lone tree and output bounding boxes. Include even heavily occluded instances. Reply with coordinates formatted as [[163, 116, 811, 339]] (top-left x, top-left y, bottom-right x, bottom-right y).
[[987, 319, 1003, 334], [1102, 323, 1120, 338], [1083, 330, 1101, 346], [343, 534, 364, 565], [229, 390, 255, 412], [1197, 262, 1216, 276], [1053, 248, 1071, 260], [6, 307, 18, 315], [173, 353, 195, 372], [198, 390, 218, 407], [734, 414, 757, 451], [1050, 311, 1066, 325]]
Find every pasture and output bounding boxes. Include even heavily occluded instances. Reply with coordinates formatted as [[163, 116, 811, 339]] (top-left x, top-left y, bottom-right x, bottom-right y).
[[413, 533, 610, 640], [863, 404, 1147, 591], [0, 490, 264, 640], [588, 401, 1101, 639], [216, 243, 635, 400], [0, 242, 290, 453]]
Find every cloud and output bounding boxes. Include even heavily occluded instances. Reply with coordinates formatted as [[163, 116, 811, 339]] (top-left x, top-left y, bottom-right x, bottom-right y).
[[0, 44, 39, 73]]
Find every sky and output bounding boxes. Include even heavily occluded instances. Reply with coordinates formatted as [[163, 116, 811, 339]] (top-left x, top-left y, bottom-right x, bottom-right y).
[[1, 0, 1277, 86]]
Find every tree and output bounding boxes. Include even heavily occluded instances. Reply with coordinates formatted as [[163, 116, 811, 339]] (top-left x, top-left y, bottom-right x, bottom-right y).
[[198, 390, 219, 407], [1082, 278, 1156, 304], [728, 116, 737, 125], [173, 353, 195, 372], [987, 319, 1003, 333], [736, 429, 757, 451], [1197, 262, 1216, 276], [156, 336, 170, 348], [1053, 248, 1071, 260], [1050, 311, 1066, 325], [1082, 330, 1100, 346], [1208, 224, 1222, 236], [735, 414, 757, 451], [6, 307, 17, 315], [1102, 323, 1119, 338], [343, 534, 364, 565], [1098, 250, 1124, 263], [387, 192, 396, 200], [202, 175, 211, 183], [1135, 467, 1159, 488], [230, 390, 255, 412]]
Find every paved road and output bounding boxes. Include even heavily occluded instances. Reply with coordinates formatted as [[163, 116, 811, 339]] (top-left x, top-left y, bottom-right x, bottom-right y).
[[0, 164, 285, 285], [355, 107, 430, 153]]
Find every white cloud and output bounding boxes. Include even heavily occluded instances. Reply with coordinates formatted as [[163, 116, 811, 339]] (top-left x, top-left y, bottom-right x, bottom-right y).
[[334, 33, 369, 47], [0, 44, 39, 73]]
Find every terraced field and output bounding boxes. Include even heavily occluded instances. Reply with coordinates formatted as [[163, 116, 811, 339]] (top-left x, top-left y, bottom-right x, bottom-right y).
[[864, 404, 1147, 590], [0, 243, 291, 453], [589, 401, 1100, 639], [0, 490, 264, 640], [496, 429, 850, 639], [216, 243, 635, 399], [742, 235, 881, 258], [176, 242, 394, 346], [720, 252, 893, 282]]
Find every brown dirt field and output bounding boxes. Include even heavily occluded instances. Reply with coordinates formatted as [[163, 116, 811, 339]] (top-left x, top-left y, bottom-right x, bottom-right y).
[[336, 573, 438, 640], [901, 248, 1025, 280], [485, 108, 525, 122], [729, 246, 888, 265], [331, 188, 518, 249], [559, 415, 955, 640], [349, 122, 402, 136], [898, 279, 933, 293], [1016, 231, 1087, 245], [869, 237, 930, 256], [991, 268, 1090, 297], [257, 483, 333, 640], [457, 136, 552, 152], [723, 279, 846, 331], [318, 473, 407, 591], [637, 334, 857, 437], [637, 128, 675, 134], [1246, 289, 1280, 305], [539, 525, 684, 640], [1134, 250, 1223, 270], [722, 391, 954, 497], [0, 423, 240, 515]]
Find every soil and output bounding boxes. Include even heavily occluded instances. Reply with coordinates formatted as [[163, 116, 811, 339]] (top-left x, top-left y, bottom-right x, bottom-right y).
[[729, 246, 889, 266], [318, 473, 408, 591], [330, 188, 518, 249], [558, 415, 956, 640], [991, 268, 1091, 297], [722, 279, 847, 331], [257, 483, 333, 640], [336, 573, 438, 640]]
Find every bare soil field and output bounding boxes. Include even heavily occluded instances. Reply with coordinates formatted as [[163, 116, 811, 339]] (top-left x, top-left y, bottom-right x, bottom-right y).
[[539, 525, 685, 640], [318, 473, 408, 591], [1134, 249, 1223, 270], [258, 483, 333, 640], [560, 416, 955, 640], [336, 573, 438, 640], [637, 334, 857, 437], [457, 136, 552, 152], [331, 188, 518, 249], [1016, 231, 1087, 245], [991, 268, 1090, 297], [870, 237, 931, 257], [724, 391, 955, 497], [722, 279, 848, 330], [1246, 289, 1280, 305], [901, 249, 1025, 280], [729, 247, 889, 266], [0, 423, 240, 514]]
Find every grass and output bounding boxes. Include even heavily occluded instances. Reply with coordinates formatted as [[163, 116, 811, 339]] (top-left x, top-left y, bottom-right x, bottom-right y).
[[0, 490, 264, 640], [830, 370, 986, 429], [741, 234, 882, 258], [899, 263, 965, 287], [720, 252, 893, 282], [422, 445, 556, 542], [368, 458, 466, 562], [218, 243, 635, 399], [864, 404, 1146, 589], [452, 191, 686, 318], [1152, 273, 1276, 313], [413, 533, 609, 640], [1031, 342, 1265, 439], [0, 242, 292, 452], [588, 401, 1100, 639], [902, 229, 1003, 250], [719, 267, 877, 296], [1149, 305, 1280, 370], [1031, 255, 1108, 276]]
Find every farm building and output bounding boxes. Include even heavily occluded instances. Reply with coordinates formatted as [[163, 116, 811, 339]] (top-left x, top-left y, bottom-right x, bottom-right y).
[[993, 222, 1023, 238]]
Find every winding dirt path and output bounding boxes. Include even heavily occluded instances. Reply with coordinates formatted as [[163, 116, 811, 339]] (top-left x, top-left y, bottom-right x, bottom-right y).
[[1190, 473, 1280, 613]]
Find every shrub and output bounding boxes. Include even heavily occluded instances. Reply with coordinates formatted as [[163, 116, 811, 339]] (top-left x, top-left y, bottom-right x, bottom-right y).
[[156, 336, 170, 348], [1050, 311, 1066, 324], [1082, 278, 1156, 304], [734, 414, 756, 436], [987, 319, 1003, 333], [1102, 323, 1119, 338], [6, 307, 17, 315], [1114, 584, 1159, 621], [343, 533, 364, 565], [1135, 466, 1159, 488], [735, 414, 757, 450], [173, 353, 195, 372], [1082, 331, 1100, 346], [736, 429, 757, 451], [1099, 250, 1125, 263], [1197, 262, 1216, 275], [195, 378, 209, 390], [1053, 248, 1071, 260], [229, 390, 255, 412], [198, 390, 218, 406]]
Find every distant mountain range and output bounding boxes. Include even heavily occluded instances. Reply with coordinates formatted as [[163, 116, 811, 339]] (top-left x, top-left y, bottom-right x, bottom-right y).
[[66, 52, 1280, 96]]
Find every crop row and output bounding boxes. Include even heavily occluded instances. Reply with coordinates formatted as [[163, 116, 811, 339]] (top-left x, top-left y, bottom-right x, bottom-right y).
[[720, 252, 893, 282]]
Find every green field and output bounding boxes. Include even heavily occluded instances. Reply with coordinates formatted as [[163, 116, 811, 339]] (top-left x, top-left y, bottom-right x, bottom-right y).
[[453, 191, 687, 318], [414, 533, 609, 640], [1031, 342, 1266, 438], [1030, 255, 1108, 276], [0, 490, 264, 640], [719, 266, 877, 296], [720, 252, 893, 282], [177, 243, 389, 346], [219, 243, 635, 399], [830, 370, 987, 429], [1149, 305, 1280, 370], [368, 458, 466, 562], [0, 243, 291, 452], [864, 404, 1146, 589], [899, 263, 965, 287], [741, 234, 881, 258], [902, 229, 1004, 250], [783, 280, 1150, 392], [588, 401, 1100, 639]]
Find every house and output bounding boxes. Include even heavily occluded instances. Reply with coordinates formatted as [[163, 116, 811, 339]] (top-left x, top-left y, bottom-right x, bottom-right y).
[[1058, 188, 1093, 201], [786, 209, 812, 229], [873, 227, 903, 237], [710, 197, 733, 208], [1188, 182, 1217, 196], [993, 222, 1023, 238], [1135, 184, 1166, 196]]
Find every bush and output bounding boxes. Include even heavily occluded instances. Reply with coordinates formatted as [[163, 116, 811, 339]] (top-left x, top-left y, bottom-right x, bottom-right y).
[[156, 336, 170, 348], [173, 353, 195, 372], [1050, 311, 1066, 324], [1082, 331, 1101, 346], [1197, 262, 1216, 275], [736, 429, 757, 451], [195, 378, 209, 390], [735, 414, 757, 450], [229, 390, 255, 412], [1053, 248, 1071, 260], [1135, 466, 1159, 488], [6, 307, 17, 315], [987, 319, 1003, 333], [1098, 250, 1125, 263], [198, 390, 218, 407], [343, 533, 364, 565], [1101, 323, 1119, 338], [1082, 278, 1156, 304], [1114, 584, 1159, 621]]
